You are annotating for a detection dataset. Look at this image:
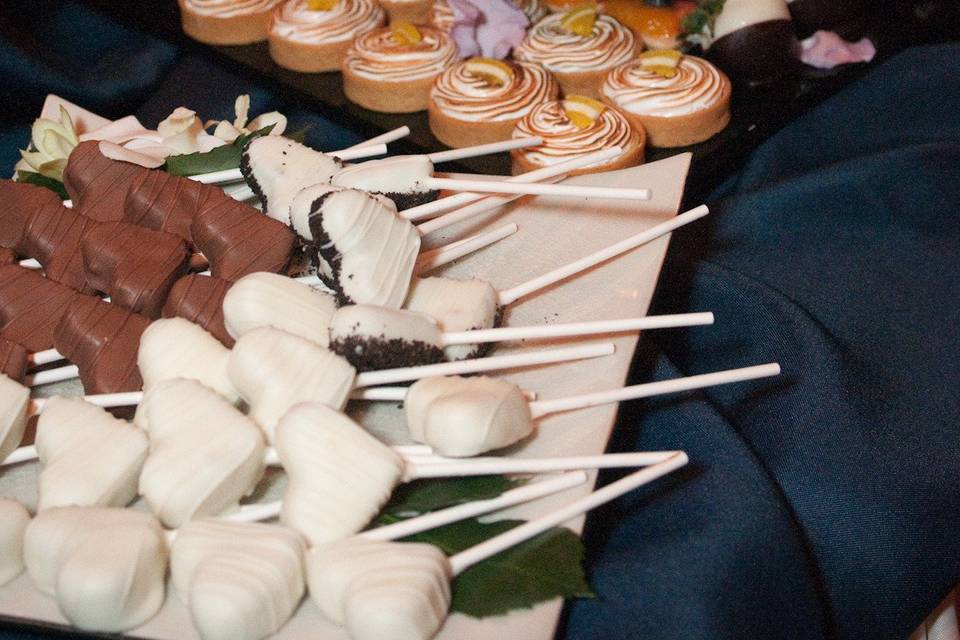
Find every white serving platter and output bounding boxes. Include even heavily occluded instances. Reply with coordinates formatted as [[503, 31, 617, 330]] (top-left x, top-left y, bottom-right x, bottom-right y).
[[0, 150, 691, 640]]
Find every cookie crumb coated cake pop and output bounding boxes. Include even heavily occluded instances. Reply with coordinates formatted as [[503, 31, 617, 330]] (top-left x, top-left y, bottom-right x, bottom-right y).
[[429, 58, 560, 147], [343, 22, 458, 114], [602, 50, 731, 147], [511, 96, 645, 175], [269, 0, 386, 73], [513, 5, 641, 98], [178, 0, 285, 45]]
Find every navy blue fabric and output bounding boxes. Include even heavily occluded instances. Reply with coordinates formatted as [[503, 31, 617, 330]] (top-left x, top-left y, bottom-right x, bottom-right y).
[[562, 44, 960, 640]]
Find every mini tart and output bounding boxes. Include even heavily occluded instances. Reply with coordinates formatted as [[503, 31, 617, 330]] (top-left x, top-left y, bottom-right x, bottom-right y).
[[178, 0, 284, 45], [343, 26, 458, 113], [428, 60, 560, 147], [429, 0, 547, 33], [268, 0, 386, 73], [379, 0, 433, 23], [510, 99, 645, 175], [513, 13, 641, 98], [602, 54, 731, 147]]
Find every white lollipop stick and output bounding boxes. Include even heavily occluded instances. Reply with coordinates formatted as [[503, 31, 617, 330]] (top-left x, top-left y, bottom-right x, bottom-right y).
[[498, 204, 710, 306], [2, 444, 36, 466], [403, 147, 622, 222], [351, 386, 536, 402], [189, 168, 244, 185], [361, 471, 587, 541], [63, 200, 73, 208], [355, 342, 615, 387], [407, 450, 680, 480], [418, 177, 651, 202], [330, 143, 389, 162], [415, 223, 518, 273], [344, 126, 411, 151], [29, 349, 66, 368], [529, 363, 782, 419], [17, 258, 41, 269], [449, 451, 688, 574], [426, 137, 542, 164], [25, 365, 79, 387], [441, 312, 715, 347]]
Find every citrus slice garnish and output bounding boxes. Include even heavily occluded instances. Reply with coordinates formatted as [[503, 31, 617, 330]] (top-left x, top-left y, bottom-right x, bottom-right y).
[[464, 58, 515, 87], [391, 20, 423, 45], [559, 5, 598, 37], [563, 95, 606, 129], [640, 49, 683, 78], [307, 0, 339, 10]]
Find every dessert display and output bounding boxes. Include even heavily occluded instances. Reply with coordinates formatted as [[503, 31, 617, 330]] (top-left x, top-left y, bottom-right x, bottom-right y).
[[268, 0, 387, 73], [513, 7, 641, 98], [0, 498, 28, 586], [429, 58, 560, 148], [35, 397, 149, 511], [602, 50, 732, 147], [342, 23, 459, 114], [177, 0, 285, 45], [511, 96, 645, 175], [0, 94, 791, 640], [686, 0, 801, 85]]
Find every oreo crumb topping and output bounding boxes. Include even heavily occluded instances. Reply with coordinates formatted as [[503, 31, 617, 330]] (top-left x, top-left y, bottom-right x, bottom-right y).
[[330, 335, 444, 373], [239, 149, 267, 211], [378, 190, 439, 212]]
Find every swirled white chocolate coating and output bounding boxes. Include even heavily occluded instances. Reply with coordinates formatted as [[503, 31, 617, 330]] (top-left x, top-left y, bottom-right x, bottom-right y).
[[431, 60, 559, 123], [171, 520, 306, 640], [307, 537, 451, 639], [0, 374, 29, 465], [512, 99, 640, 167], [344, 26, 457, 82], [404, 276, 499, 362], [271, 0, 385, 45], [602, 55, 730, 117], [0, 499, 29, 587], [514, 13, 639, 74], [228, 327, 357, 443], [183, 0, 282, 17], [275, 403, 404, 546]]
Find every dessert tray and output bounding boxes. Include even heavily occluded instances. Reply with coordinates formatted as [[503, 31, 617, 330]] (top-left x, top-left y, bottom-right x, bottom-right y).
[[0, 148, 691, 639]]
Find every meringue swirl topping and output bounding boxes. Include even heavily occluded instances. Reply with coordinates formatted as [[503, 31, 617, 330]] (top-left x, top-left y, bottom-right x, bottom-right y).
[[602, 55, 729, 117], [431, 60, 559, 122], [344, 26, 457, 81], [512, 99, 640, 166], [271, 0, 385, 44], [513, 13, 639, 74], [183, 0, 283, 17]]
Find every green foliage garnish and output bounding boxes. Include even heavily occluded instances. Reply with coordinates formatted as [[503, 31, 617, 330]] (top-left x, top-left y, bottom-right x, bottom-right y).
[[16, 170, 69, 200], [163, 124, 276, 177], [405, 518, 595, 617], [379, 476, 523, 519], [369, 475, 594, 618], [682, 0, 726, 38], [287, 125, 312, 144]]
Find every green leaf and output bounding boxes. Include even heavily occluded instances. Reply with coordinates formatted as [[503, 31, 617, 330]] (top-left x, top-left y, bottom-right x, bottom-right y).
[[287, 125, 312, 144], [378, 476, 523, 519], [402, 518, 595, 618], [682, 0, 726, 36], [164, 123, 275, 177], [16, 170, 69, 200]]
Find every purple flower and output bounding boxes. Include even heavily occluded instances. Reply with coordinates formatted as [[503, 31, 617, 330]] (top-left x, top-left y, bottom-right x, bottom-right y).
[[447, 0, 529, 59]]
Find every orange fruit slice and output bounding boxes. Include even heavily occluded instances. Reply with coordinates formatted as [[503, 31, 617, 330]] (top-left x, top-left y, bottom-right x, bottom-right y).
[[464, 58, 515, 87], [563, 95, 606, 129], [559, 5, 598, 37], [640, 49, 682, 78], [307, 0, 339, 10], [391, 21, 423, 45]]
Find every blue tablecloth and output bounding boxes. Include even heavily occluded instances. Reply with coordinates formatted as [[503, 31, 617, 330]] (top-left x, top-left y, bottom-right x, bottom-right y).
[[1, 4, 958, 638]]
